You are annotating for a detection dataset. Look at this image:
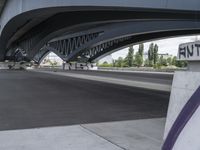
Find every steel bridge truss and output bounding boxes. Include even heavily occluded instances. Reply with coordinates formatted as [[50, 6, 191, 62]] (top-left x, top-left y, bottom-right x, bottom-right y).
[[34, 34, 132, 64], [33, 31, 103, 63], [30, 20, 200, 64]]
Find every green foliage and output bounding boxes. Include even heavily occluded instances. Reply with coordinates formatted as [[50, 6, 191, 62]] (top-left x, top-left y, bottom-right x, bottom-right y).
[[115, 57, 124, 67], [98, 43, 187, 69], [171, 56, 187, 68], [167, 57, 172, 66], [138, 44, 144, 65], [147, 43, 159, 66], [148, 43, 154, 66], [158, 56, 167, 66], [124, 46, 134, 67], [112, 59, 116, 67], [135, 52, 143, 67], [98, 61, 113, 67], [47, 60, 58, 67], [138, 44, 144, 57], [153, 44, 159, 65], [144, 59, 150, 67], [176, 61, 188, 68], [172, 56, 177, 66]]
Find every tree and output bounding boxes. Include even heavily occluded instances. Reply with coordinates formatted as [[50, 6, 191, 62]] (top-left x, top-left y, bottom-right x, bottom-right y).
[[171, 56, 187, 68], [99, 61, 112, 67], [167, 57, 172, 66], [135, 52, 143, 67], [153, 44, 159, 65], [144, 59, 150, 67], [112, 59, 116, 67], [138, 44, 144, 56], [49, 60, 58, 68], [176, 59, 188, 68], [115, 57, 124, 67], [159, 56, 167, 66], [124, 46, 134, 67], [138, 43, 144, 65], [148, 43, 154, 66], [172, 56, 177, 66]]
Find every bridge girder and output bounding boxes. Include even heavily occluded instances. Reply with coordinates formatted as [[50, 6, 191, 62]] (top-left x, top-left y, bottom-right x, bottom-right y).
[[0, 0, 200, 62], [32, 20, 200, 64], [1, 4, 200, 61]]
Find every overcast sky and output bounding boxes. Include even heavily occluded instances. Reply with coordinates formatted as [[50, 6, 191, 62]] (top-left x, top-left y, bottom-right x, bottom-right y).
[[111, 35, 200, 59]]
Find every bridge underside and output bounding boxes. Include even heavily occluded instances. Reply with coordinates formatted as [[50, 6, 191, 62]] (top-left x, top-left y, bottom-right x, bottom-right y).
[[1, 6, 200, 63]]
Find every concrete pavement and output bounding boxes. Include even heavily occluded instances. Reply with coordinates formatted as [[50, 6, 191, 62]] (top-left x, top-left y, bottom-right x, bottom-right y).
[[0, 70, 169, 150], [0, 118, 165, 150]]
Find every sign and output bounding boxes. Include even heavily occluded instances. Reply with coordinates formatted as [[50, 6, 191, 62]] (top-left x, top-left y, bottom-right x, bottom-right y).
[[178, 41, 200, 61]]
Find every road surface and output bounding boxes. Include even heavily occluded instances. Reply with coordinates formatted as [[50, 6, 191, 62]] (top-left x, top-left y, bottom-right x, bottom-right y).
[[41, 69, 173, 85], [0, 70, 170, 131]]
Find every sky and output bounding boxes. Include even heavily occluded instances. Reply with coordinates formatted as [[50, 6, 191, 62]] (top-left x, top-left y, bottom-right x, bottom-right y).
[[111, 35, 200, 60]]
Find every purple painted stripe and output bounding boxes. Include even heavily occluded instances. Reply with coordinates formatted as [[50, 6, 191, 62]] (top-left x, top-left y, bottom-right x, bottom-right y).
[[162, 86, 200, 150]]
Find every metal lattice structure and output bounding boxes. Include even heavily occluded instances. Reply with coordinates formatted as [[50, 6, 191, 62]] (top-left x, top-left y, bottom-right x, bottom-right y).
[[33, 47, 50, 64], [48, 32, 102, 56], [33, 31, 103, 63], [81, 37, 131, 62]]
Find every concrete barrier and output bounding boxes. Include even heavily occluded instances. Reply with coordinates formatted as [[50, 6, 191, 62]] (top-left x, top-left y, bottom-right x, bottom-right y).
[[163, 41, 200, 150], [163, 71, 200, 149]]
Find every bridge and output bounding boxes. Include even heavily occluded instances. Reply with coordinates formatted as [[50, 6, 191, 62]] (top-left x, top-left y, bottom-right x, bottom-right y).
[[0, 1, 200, 150], [0, 0, 200, 64]]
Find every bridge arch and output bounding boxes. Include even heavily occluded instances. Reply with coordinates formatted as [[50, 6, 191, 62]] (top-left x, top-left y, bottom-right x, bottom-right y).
[[0, 0, 200, 61], [29, 20, 200, 64]]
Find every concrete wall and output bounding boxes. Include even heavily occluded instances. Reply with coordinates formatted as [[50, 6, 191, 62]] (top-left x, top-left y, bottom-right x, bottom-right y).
[[164, 71, 200, 149]]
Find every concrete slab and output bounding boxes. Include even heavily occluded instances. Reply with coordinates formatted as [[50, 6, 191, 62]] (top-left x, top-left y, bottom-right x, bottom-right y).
[[0, 118, 165, 150], [0, 125, 122, 150], [83, 118, 165, 150]]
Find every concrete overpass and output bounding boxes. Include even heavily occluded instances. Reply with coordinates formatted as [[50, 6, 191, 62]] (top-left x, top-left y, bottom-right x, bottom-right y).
[[0, 0, 200, 63]]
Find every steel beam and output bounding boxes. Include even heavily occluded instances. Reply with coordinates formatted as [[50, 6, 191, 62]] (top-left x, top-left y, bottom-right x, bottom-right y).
[[63, 20, 200, 62], [31, 20, 200, 64], [1, 6, 200, 61]]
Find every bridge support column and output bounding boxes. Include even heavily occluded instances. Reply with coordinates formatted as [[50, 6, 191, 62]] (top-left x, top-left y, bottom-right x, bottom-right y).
[[163, 42, 200, 150]]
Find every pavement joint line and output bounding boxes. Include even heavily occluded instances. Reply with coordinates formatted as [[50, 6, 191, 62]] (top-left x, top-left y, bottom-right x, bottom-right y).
[[31, 70, 171, 92], [82, 118, 163, 145], [80, 124, 127, 150]]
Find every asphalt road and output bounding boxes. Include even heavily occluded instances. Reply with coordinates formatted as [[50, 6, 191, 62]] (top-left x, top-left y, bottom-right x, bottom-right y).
[[42, 69, 173, 85], [0, 70, 170, 131]]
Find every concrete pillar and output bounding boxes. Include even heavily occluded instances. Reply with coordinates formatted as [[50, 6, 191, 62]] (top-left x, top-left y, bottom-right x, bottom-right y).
[[163, 41, 200, 149], [163, 61, 200, 150]]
